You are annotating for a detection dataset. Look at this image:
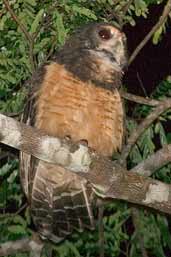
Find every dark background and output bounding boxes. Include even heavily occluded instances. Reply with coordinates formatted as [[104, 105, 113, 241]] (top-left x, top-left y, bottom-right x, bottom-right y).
[[124, 3, 171, 96]]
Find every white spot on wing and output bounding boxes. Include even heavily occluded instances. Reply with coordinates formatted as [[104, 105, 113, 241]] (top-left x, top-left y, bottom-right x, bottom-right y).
[[40, 136, 91, 172], [68, 144, 91, 172]]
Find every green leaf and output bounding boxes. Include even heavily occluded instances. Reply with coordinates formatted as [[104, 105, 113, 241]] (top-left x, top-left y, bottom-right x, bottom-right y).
[[25, 207, 31, 225], [72, 5, 97, 20], [155, 122, 167, 145], [0, 163, 13, 176], [7, 169, 18, 183], [53, 12, 66, 45], [13, 215, 27, 228], [134, 0, 148, 17], [157, 215, 171, 249], [66, 241, 81, 257], [107, 0, 114, 5], [153, 26, 163, 44], [24, 0, 36, 7], [8, 225, 27, 235], [30, 9, 44, 34], [167, 133, 171, 143], [0, 15, 7, 31]]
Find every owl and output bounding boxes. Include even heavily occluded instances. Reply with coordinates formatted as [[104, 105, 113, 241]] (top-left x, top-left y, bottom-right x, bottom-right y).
[[20, 22, 127, 243]]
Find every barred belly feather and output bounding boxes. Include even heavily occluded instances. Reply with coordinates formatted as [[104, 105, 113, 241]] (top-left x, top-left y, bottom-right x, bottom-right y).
[[36, 63, 124, 155]]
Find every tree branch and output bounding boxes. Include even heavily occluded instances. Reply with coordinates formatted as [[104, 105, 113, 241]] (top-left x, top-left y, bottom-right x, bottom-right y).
[[120, 92, 162, 257], [105, 0, 133, 27], [3, 0, 36, 71], [129, 0, 171, 65], [3, 0, 32, 43], [1, 113, 171, 215], [0, 113, 91, 173], [131, 208, 149, 257], [120, 99, 171, 164], [120, 0, 134, 28], [131, 144, 171, 176], [121, 91, 159, 106]]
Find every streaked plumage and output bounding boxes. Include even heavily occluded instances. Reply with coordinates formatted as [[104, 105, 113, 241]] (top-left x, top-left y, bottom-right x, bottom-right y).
[[20, 22, 127, 242]]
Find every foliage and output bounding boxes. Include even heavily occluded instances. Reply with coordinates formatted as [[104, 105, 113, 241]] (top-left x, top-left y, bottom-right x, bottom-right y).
[[0, 0, 171, 256]]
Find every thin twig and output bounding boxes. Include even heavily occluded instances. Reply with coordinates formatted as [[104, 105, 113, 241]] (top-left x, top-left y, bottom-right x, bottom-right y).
[[129, 0, 171, 65], [131, 208, 148, 257], [107, 0, 133, 27], [44, 243, 53, 257], [0, 203, 28, 219], [29, 40, 36, 71], [3, 0, 36, 71], [3, 0, 32, 43], [121, 92, 159, 106], [121, 0, 133, 15], [98, 201, 105, 257], [120, 99, 171, 164], [112, 0, 120, 6], [32, 12, 45, 41], [15, 202, 28, 215], [120, 0, 134, 28], [3, 110, 23, 118], [136, 72, 148, 97], [45, 36, 57, 61]]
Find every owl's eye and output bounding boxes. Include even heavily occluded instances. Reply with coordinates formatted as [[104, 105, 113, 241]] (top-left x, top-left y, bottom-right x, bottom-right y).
[[98, 29, 112, 40]]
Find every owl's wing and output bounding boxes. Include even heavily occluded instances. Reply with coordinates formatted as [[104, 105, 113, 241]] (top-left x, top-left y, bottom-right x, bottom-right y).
[[19, 67, 45, 199], [19, 66, 96, 243], [31, 161, 95, 242]]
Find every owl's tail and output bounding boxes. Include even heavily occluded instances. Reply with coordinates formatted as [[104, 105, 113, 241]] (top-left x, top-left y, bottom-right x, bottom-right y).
[[31, 162, 96, 243]]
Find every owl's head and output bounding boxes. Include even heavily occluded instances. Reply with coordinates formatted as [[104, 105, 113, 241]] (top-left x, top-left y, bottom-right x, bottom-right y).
[[56, 23, 128, 89]]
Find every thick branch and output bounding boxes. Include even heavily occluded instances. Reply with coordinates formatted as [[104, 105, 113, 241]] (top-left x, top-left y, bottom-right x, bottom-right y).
[[129, 0, 171, 65], [0, 113, 91, 173], [87, 158, 171, 215], [1, 113, 171, 215], [131, 144, 171, 176]]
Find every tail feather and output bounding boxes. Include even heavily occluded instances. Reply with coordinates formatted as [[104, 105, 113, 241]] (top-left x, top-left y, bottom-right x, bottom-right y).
[[31, 162, 96, 243], [63, 195, 84, 231]]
